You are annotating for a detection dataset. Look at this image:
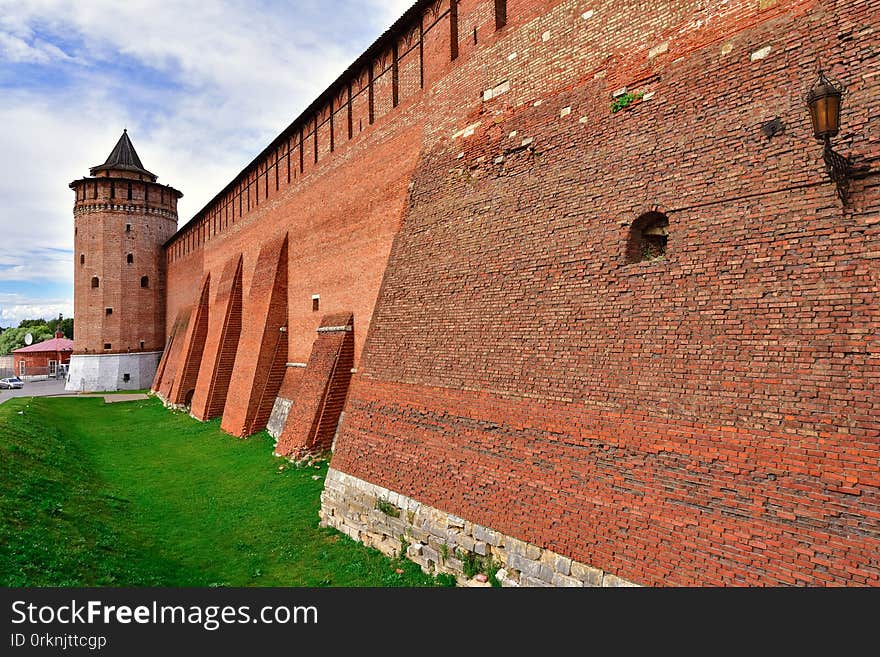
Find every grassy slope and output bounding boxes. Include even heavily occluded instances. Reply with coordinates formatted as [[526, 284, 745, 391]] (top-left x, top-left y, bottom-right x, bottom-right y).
[[0, 396, 442, 587]]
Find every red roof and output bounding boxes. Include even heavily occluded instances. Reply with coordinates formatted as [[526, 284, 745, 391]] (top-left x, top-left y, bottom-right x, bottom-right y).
[[14, 337, 75, 353]]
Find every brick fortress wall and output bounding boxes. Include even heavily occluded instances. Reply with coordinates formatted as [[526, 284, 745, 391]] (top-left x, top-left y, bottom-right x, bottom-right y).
[[152, 0, 880, 585]]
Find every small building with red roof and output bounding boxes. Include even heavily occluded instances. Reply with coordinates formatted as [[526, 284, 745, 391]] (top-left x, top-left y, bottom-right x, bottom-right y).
[[13, 332, 74, 379]]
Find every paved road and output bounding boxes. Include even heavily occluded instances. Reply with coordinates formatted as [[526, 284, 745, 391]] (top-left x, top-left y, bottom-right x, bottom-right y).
[[0, 379, 68, 404], [0, 380, 150, 405]]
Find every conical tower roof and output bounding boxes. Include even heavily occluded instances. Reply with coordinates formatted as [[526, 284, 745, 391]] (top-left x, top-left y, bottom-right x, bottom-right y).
[[90, 129, 157, 181]]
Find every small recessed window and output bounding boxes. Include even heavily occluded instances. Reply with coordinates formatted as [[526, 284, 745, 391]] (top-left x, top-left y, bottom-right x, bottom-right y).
[[110, 181, 116, 199], [139, 340, 145, 349], [126, 224, 132, 232], [626, 211, 669, 264], [495, 0, 507, 29], [140, 276, 149, 288], [312, 295, 320, 312], [106, 307, 113, 315], [91, 276, 99, 288], [104, 343, 112, 350], [127, 253, 133, 264], [123, 373, 130, 382], [80, 254, 85, 265], [127, 182, 132, 200]]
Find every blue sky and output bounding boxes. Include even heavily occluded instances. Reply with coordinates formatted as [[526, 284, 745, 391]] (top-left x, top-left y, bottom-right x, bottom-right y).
[[0, 0, 412, 328]]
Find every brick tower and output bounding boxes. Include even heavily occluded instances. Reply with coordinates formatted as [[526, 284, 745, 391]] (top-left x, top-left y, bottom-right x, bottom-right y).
[[66, 130, 182, 391]]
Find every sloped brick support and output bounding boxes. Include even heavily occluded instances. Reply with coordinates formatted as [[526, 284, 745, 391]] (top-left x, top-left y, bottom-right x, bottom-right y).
[[221, 236, 289, 437], [275, 312, 355, 459], [190, 256, 243, 420], [152, 308, 191, 400], [265, 365, 308, 438], [151, 329, 176, 394], [168, 274, 211, 406]]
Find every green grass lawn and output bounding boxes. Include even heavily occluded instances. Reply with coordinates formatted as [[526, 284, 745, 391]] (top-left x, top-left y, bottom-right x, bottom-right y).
[[0, 396, 445, 587]]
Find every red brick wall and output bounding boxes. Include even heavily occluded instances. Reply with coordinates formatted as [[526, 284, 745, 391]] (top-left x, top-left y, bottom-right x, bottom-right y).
[[159, 122, 423, 434], [13, 351, 71, 374], [154, 0, 879, 584]]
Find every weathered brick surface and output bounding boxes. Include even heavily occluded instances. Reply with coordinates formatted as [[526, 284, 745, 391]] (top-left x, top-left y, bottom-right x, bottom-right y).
[[190, 255, 243, 420], [167, 274, 210, 406], [153, 309, 190, 399], [127, 0, 878, 584], [320, 467, 638, 586], [220, 235, 288, 437]]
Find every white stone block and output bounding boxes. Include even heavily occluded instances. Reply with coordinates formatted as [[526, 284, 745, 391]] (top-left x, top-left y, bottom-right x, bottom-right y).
[[648, 41, 669, 59], [750, 45, 772, 61]]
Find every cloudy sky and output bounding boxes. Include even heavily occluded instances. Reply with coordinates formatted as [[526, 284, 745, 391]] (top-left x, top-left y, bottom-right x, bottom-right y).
[[0, 0, 412, 328]]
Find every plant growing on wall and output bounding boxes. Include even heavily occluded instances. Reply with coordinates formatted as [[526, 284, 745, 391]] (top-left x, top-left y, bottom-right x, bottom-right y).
[[375, 498, 400, 518], [611, 91, 645, 113]]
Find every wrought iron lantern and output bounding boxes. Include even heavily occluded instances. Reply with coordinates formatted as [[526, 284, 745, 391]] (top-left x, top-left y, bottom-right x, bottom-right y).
[[806, 70, 850, 203]]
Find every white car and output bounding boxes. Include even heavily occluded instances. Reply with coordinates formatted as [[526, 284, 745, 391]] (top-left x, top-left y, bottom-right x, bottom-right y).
[[0, 377, 24, 389]]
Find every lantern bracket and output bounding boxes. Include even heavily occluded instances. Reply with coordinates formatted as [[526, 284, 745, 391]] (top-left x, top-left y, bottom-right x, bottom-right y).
[[822, 137, 851, 204]]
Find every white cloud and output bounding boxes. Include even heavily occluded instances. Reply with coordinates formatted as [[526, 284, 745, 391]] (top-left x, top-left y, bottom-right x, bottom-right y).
[[0, 31, 76, 63], [0, 0, 414, 312], [0, 293, 72, 327]]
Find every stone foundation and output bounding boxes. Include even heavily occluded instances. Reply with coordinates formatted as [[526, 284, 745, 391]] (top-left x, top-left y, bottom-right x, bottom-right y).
[[320, 468, 638, 587], [266, 396, 293, 438], [65, 352, 162, 392]]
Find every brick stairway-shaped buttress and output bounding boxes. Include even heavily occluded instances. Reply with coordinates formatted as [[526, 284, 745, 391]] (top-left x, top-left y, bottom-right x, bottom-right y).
[[191, 256, 243, 420], [275, 312, 354, 459], [168, 274, 211, 406]]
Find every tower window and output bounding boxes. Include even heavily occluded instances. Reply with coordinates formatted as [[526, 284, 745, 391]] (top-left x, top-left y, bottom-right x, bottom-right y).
[[139, 340, 145, 349], [626, 211, 669, 264], [127, 182, 133, 200], [495, 0, 507, 29], [140, 276, 149, 288], [312, 295, 320, 312], [104, 343, 112, 350], [144, 185, 149, 203], [106, 307, 113, 315], [125, 224, 132, 232], [91, 276, 100, 288], [127, 253, 133, 264], [123, 373, 131, 382], [110, 181, 115, 199], [80, 254, 85, 265]]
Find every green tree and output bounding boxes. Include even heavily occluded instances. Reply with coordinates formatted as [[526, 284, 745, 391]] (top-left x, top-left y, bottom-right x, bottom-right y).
[[44, 315, 73, 339], [0, 326, 54, 355], [18, 319, 49, 329]]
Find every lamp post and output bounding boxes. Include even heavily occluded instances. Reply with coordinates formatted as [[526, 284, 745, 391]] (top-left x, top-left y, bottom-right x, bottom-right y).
[[806, 70, 850, 203]]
